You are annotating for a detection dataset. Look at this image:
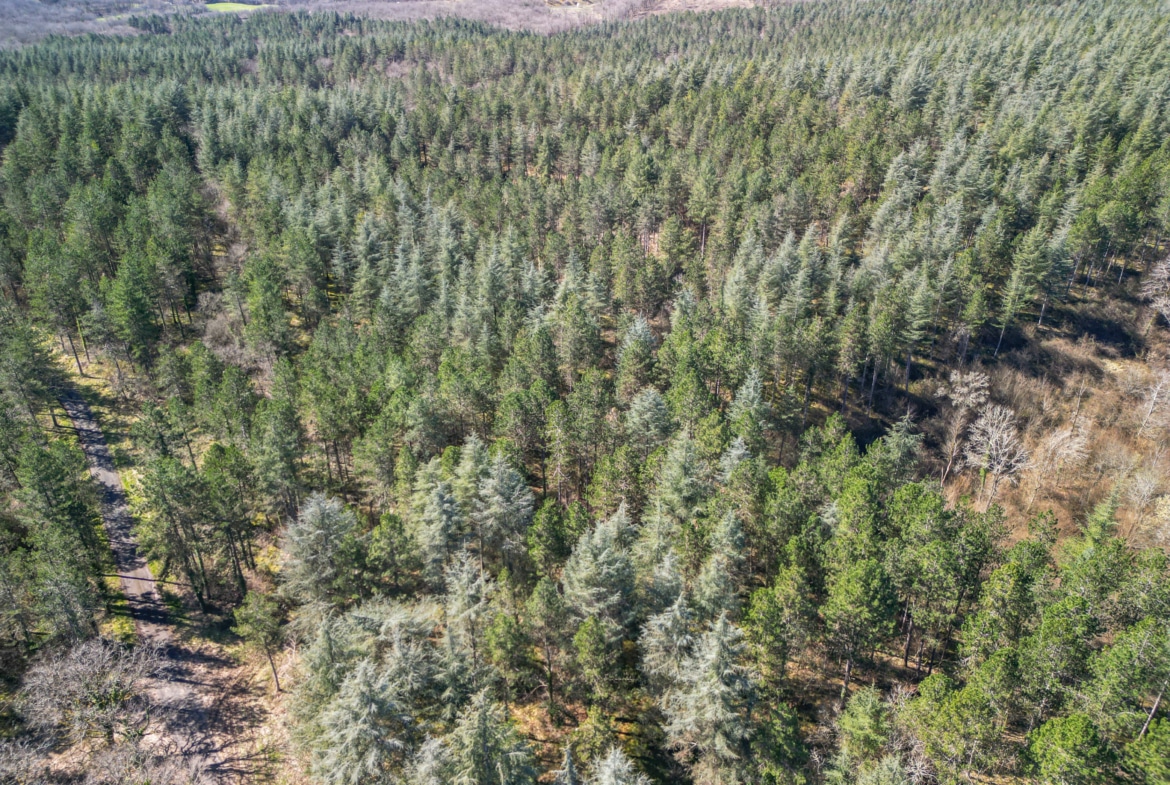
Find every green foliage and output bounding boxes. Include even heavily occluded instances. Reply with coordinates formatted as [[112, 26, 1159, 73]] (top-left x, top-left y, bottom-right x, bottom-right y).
[[281, 494, 365, 608], [898, 674, 1003, 784], [663, 613, 758, 783], [312, 659, 414, 784], [836, 688, 890, 767], [1026, 714, 1116, 785], [822, 559, 897, 693], [4, 0, 1170, 780], [233, 590, 284, 690], [444, 690, 536, 785], [1125, 719, 1170, 785]]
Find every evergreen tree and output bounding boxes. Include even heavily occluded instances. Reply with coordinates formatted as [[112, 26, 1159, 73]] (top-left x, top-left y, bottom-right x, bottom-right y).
[[552, 746, 584, 785], [822, 559, 897, 699], [472, 455, 534, 575], [694, 512, 746, 620], [233, 590, 285, 692], [640, 593, 695, 695], [313, 659, 414, 785], [282, 494, 364, 608], [445, 690, 536, 785], [664, 613, 757, 785], [562, 506, 635, 639], [590, 747, 650, 785]]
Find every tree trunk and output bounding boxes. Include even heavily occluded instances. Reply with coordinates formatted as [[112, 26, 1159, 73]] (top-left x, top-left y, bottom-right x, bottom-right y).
[[985, 473, 1002, 510], [227, 534, 246, 596], [1071, 378, 1088, 427], [1065, 256, 1081, 298], [1138, 376, 1166, 438], [234, 292, 248, 326], [868, 361, 879, 411], [76, 318, 90, 363], [840, 656, 853, 704], [182, 428, 197, 468], [65, 332, 84, 375], [537, 636, 557, 715], [800, 372, 813, 431], [941, 448, 956, 486], [1139, 680, 1166, 740], [265, 647, 282, 693]]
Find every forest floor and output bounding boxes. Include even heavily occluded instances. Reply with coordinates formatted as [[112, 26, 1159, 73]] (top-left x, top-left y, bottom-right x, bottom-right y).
[[58, 383, 275, 783]]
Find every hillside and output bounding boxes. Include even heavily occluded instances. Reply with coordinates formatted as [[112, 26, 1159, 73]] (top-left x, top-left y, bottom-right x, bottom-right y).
[[1, 1, 1169, 784]]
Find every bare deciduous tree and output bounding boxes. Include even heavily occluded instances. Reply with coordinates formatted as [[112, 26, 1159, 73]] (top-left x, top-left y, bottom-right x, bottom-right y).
[[1136, 370, 1170, 439], [964, 405, 1029, 508], [937, 370, 990, 485], [1124, 466, 1165, 537], [1149, 496, 1170, 548], [21, 637, 161, 747], [1023, 425, 1089, 510], [1084, 441, 1138, 505], [1140, 255, 1170, 332], [83, 743, 211, 785], [0, 737, 51, 784], [8, 638, 209, 785]]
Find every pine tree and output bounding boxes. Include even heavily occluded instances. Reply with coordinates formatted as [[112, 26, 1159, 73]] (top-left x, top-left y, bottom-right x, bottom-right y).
[[663, 613, 757, 784], [282, 494, 363, 607], [552, 746, 583, 785], [590, 747, 650, 785], [640, 593, 695, 695], [233, 590, 284, 693], [822, 559, 897, 700], [472, 454, 535, 574], [626, 387, 672, 459], [527, 577, 569, 712], [562, 505, 635, 637], [103, 252, 159, 366], [616, 317, 657, 402], [744, 562, 813, 685], [445, 690, 536, 785], [1025, 714, 1115, 785], [694, 512, 746, 620], [996, 225, 1049, 355], [313, 659, 414, 785], [454, 434, 491, 512], [444, 553, 494, 671], [653, 432, 710, 574], [728, 367, 770, 456], [369, 512, 415, 593], [416, 478, 464, 588]]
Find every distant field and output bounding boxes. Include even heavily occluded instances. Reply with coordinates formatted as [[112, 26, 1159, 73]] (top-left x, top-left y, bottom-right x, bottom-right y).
[[1, 0, 762, 46], [206, 2, 270, 11]]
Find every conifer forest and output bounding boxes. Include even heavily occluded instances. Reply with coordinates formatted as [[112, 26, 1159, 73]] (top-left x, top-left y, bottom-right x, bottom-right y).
[[2, 1, 1170, 783]]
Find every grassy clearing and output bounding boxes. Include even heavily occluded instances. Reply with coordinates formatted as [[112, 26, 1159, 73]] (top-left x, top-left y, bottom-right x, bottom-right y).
[[206, 2, 270, 12]]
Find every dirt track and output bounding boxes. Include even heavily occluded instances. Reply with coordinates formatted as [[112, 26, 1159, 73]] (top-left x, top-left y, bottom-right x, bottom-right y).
[[60, 388, 268, 783]]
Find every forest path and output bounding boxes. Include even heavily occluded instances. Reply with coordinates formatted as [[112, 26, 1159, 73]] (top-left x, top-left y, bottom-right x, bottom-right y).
[[59, 387, 270, 783]]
